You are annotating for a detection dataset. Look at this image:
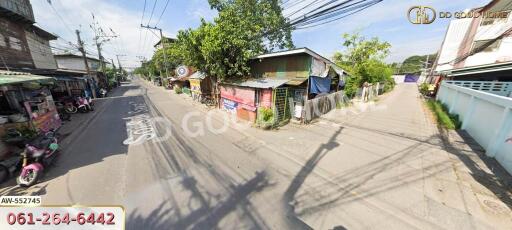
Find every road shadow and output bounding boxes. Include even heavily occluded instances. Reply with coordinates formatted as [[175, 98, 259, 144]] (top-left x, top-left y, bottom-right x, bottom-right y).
[[282, 127, 343, 229], [123, 85, 275, 229], [291, 135, 450, 217], [441, 128, 512, 210], [127, 171, 270, 230]]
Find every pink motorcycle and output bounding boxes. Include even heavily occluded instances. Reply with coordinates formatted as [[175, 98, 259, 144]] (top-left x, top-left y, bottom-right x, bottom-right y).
[[76, 96, 94, 113], [16, 130, 59, 187]]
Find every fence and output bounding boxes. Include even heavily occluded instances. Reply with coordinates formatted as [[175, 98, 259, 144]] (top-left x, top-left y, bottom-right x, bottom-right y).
[[353, 82, 384, 101], [444, 80, 512, 97], [304, 91, 349, 123], [437, 81, 512, 174]]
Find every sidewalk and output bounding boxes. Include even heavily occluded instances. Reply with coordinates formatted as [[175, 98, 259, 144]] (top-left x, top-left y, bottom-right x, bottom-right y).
[[140, 79, 512, 229]]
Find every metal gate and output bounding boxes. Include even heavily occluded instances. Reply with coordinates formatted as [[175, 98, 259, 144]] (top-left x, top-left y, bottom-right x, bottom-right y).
[[273, 87, 290, 124]]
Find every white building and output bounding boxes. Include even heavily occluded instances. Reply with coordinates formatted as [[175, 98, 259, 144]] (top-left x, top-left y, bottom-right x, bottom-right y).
[[54, 54, 101, 72], [434, 0, 512, 81]]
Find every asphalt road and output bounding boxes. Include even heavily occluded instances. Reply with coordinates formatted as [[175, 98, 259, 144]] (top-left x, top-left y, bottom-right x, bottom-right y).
[[0, 79, 311, 230], [1, 79, 510, 230]]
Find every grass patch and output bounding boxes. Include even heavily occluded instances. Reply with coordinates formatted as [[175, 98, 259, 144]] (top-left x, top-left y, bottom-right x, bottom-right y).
[[426, 100, 462, 130]]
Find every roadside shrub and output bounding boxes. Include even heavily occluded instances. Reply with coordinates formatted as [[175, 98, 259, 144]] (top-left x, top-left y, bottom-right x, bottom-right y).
[[258, 107, 274, 129], [426, 100, 461, 130], [419, 83, 429, 95], [174, 87, 183, 94]]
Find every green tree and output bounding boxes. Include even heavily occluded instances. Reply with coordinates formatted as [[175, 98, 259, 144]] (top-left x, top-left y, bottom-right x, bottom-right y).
[[397, 53, 437, 74], [334, 33, 395, 96], [151, 42, 185, 77], [177, 0, 293, 81]]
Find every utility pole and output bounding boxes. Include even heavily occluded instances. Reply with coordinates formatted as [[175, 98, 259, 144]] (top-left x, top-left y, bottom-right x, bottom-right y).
[[116, 54, 126, 81], [137, 56, 147, 79], [116, 54, 126, 72], [111, 58, 117, 74], [76, 29, 97, 98], [141, 24, 169, 78], [422, 55, 430, 84], [90, 14, 118, 88]]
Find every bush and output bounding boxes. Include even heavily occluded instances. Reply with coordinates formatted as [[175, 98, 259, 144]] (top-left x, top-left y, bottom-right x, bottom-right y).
[[419, 83, 429, 95], [426, 100, 461, 130], [258, 107, 274, 129], [174, 87, 183, 94]]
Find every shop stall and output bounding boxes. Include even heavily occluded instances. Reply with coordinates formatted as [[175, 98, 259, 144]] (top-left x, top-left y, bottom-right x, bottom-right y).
[[0, 71, 61, 137]]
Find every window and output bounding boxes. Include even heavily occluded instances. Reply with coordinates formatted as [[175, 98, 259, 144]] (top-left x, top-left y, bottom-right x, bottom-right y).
[[481, 11, 510, 26], [9, 37, 22, 51], [471, 39, 502, 53]]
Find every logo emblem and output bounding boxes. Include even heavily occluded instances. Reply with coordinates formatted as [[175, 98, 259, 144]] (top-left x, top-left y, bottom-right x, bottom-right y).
[[176, 66, 189, 78], [408, 6, 436, 24]]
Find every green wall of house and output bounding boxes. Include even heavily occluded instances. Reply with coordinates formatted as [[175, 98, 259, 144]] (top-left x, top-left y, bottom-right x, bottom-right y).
[[250, 54, 311, 79]]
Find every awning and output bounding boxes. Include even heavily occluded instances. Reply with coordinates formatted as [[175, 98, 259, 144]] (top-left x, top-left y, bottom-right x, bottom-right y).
[[0, 70, 55, 86], [225, 78, 289, 89], [286, 78, 308, 86]]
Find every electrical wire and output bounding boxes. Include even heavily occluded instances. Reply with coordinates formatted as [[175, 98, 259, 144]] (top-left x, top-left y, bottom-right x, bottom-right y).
[[155, 0, 171, 27], [137, 0, 148, 57]]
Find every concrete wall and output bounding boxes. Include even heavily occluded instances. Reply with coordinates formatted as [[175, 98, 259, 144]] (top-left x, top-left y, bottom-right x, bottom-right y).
[[437, 81, 512, 174], [25, 30, 57, 69]]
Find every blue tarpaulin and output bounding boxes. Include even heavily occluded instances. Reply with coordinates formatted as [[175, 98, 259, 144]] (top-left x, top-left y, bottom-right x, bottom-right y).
[[309, 76, 331, 94], [404, 74, 419, 82]]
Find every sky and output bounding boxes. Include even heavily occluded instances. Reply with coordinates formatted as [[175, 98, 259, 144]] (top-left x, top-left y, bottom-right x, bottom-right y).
[[31, 0, 491, 69]]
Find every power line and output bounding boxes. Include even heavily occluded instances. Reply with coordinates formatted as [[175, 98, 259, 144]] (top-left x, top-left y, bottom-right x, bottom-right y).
[[140, 0, 159, 58], [137, 0, 148, 57], [47, 1, 74, 35], [292, 0, 382, 29], [155, 0, 171, 27], [147, 0, 159, 26], [294, 1, 379, 30]]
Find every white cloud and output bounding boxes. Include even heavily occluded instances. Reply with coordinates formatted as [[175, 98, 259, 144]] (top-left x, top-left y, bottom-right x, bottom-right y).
[[32, 0, 157, 69]]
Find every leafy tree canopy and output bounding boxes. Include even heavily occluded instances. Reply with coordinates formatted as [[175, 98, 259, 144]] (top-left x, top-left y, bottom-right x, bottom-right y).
[[334, 33, 395, 96], [395, 53, 437, 74], [177, 0, 293, 81]]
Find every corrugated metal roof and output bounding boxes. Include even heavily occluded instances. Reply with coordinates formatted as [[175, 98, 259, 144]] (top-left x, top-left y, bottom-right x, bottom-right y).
[[435, 18, 473, 72], [190, 71, 207, 80], [286, 78, 308, 86], [0, 70, 55, 85], [255, 47, 339, 67], [226, 78, 289, 89]]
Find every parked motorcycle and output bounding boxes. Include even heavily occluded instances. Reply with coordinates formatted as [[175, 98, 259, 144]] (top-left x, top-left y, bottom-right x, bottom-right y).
[[99, 88, 107, 98], [0, 129, 24, 183], [58, 97, 77, 114], [76, 96, 93, 113], [16, 130, 59, 187], [55, 102, 71, 121]]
